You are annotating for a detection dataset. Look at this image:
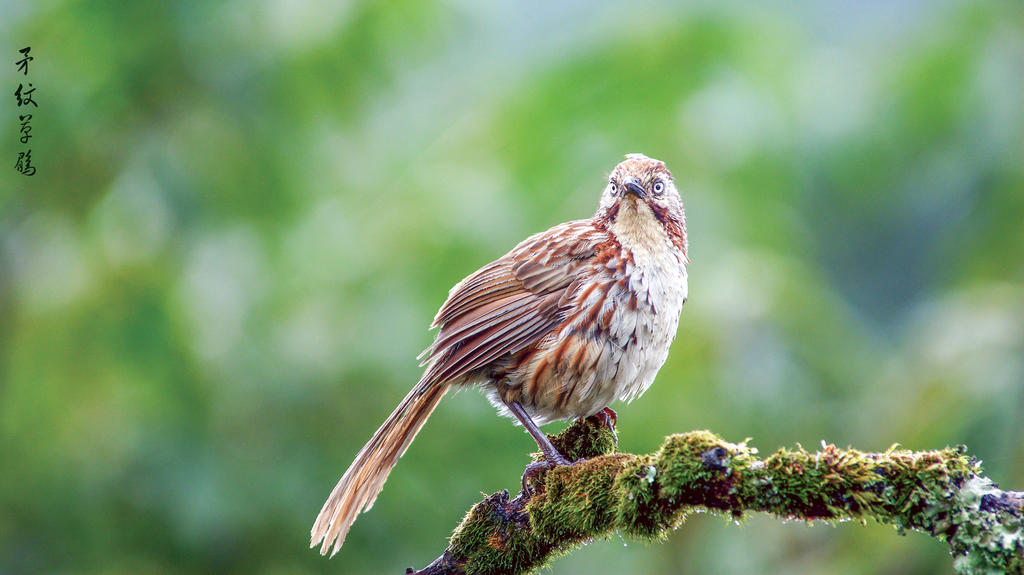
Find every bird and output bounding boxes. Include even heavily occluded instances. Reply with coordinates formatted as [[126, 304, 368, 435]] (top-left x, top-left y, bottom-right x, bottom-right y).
[[310, 153, 689, 556]]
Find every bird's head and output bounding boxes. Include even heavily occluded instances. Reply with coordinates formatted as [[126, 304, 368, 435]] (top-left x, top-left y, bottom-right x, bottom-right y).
[[596, 153, 687, 260]]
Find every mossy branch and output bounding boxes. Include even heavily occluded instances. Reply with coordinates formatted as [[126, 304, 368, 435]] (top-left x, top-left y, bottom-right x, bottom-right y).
[[406, 415, 1023, 575]]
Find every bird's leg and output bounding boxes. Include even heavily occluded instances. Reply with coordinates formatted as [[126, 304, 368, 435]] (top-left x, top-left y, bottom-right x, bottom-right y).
[[505, 400, 571, 466]]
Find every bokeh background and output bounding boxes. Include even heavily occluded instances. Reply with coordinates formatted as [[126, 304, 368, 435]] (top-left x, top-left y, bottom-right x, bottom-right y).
[[2, 1, 1023, 573]]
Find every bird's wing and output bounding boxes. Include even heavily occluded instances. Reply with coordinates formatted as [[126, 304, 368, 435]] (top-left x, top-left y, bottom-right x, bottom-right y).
[[419, 219, 606, 385]]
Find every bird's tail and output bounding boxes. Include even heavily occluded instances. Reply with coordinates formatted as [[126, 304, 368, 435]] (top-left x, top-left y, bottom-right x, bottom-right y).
[[310, 380, 448, 556]]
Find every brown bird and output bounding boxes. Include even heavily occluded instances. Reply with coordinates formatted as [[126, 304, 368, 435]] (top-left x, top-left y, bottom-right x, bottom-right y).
[[311, 153, 689, 556]]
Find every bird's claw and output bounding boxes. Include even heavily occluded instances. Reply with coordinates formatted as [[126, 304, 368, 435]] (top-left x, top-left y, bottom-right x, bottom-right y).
[[595, 407, 618, 446], [521, 455, 580, 494]]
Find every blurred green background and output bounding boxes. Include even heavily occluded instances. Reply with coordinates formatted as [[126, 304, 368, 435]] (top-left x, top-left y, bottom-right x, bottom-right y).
[[2, 1, 1023, 574]]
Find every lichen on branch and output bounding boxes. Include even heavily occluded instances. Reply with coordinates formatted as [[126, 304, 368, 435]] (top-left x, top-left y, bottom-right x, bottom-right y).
[[407, 416, 1023, 575]]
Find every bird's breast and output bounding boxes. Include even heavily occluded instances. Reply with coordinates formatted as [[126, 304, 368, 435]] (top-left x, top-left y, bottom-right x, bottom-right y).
[[509, 241, 687, 424]]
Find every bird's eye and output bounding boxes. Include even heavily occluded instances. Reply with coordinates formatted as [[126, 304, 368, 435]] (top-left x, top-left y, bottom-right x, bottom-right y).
[[609, 182, 617, 194], [653, 181, 665, 196]]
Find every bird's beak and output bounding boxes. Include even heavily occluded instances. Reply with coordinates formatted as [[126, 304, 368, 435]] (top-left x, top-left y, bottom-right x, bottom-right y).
[[624, 178, 646, 199]]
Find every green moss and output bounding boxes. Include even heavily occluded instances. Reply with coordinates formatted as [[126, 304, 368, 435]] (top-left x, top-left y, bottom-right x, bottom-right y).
[[544, 412, 619, 461], [530, 454, 634, 541], [447, 490, 555, 575], [443, 416, 623, 575]]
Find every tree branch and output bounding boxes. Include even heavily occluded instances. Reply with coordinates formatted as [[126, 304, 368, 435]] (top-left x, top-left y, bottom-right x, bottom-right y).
[[406, 416, 1023, 575]]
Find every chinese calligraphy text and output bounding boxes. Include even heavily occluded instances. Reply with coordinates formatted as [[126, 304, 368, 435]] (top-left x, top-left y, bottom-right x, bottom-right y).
[[13, 46, 37, 176]]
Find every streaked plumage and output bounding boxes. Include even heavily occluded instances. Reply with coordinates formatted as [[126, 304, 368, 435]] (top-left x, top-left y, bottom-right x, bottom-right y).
[[311, 153, 689, 556]]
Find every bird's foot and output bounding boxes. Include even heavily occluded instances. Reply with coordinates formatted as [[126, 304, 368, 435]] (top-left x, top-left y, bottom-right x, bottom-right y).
[[521, 451, 577, 494], [521, 460, 552, 493], [595, 407, 618, 446]]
